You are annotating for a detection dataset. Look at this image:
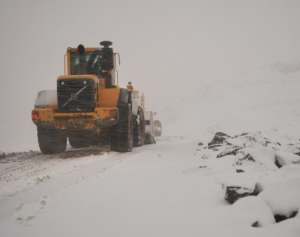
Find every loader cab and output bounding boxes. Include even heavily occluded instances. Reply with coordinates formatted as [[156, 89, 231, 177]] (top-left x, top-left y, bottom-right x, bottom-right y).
[[64, 41, 120, 88]]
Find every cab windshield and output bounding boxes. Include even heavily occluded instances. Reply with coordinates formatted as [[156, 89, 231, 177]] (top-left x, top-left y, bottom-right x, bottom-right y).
[[70, 51, 102, 75]]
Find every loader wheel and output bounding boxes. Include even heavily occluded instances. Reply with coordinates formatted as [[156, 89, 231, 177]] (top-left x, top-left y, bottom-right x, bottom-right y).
[[37, 127, 67, 154], [111, 104, 134, 152], [133, 108, 145, 147]]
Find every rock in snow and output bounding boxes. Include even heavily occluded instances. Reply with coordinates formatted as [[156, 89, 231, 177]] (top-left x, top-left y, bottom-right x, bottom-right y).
[[224, 183, 261, 204], [208, 132, 231, 149], [216, 146, 242, 158]]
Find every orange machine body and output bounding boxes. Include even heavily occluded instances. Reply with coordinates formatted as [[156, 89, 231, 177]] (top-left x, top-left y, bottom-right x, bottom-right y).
[[32, 46, 121, 132]]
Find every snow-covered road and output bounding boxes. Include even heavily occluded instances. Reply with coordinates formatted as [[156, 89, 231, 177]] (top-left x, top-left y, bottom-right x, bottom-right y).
[[0, 137, 219, 236], [1, 136, 299, 237]]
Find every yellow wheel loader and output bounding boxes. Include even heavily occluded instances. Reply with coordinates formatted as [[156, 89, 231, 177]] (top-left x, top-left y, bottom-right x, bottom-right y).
[[32, 41, 146, 154]]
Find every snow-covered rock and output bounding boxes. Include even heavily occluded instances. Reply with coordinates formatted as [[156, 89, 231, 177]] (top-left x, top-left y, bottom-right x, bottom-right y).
[[227, 132, 281, 150], [259, 178, 300, 221], [231, 196, 275, 227], [208, 132, 231, 150], [275, 151, 300, 167], [242, 147, 278, 170], [224, 183, 261, 204], [216, 145, 242, 158]]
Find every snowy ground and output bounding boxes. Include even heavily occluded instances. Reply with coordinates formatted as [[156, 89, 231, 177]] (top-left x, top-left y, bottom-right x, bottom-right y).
[[0, 134, 300, 237]]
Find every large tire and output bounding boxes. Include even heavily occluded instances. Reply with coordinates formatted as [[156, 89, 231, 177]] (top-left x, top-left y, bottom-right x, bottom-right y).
[[133, 108, 145, 147], [37, 127, 67, 154], [111, 104, 134, 152]]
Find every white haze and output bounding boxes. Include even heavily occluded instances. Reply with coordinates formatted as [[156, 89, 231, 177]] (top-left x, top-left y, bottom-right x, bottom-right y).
[[0, 0, 300, 152]]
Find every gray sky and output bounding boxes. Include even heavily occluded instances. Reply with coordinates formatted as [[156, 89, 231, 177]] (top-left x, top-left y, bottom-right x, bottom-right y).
[[0, 0, 300, 151]]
